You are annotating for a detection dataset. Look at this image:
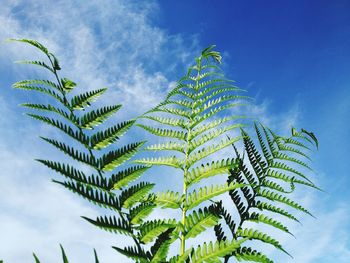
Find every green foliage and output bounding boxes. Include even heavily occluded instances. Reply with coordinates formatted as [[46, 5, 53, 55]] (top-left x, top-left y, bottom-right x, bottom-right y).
[[212, 123, 319, 262], [10, 38, 159, 262], [11, 39, 319, 263]]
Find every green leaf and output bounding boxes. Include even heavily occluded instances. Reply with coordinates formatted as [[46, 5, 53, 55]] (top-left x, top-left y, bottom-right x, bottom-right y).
[[246, 212, 291, 234], [154, 191, 182, 209], [15, 60, 54, 73], [138, 219, 177, 243], [14, 79, 61, 91], [120, 182, 155, 209], [110, 165, 150, 190], [61, 78, 76, 92], [150, 228, 175, 263], [79, 105, 122, 129], [234, 247, 273, 263], [113, 246, 149, 262], [94, 249, 100, 263], [90, 120, 135, 150], [9, 38, 49, 54], [60, 244, 69, 263], [40, 137, 96, 168], [255, 201, 300, 222], [185, 207, 220, 239], [134, 156, 183, 169], [99, 141, 145, 171], [187, 158, 238, 186], [82, 215, 133, 236], [70, 88, 107, 110], [145, 141, 186, 153], [187, 183, 244, 210], [33, 253, 41, 263], [137, 124, 187, 141], [140, 115, 187, 129], [14, 85, 64, 104], [191, 239, 246, 263], [237, 228, 290, 256], [130, 202, 157, 224]]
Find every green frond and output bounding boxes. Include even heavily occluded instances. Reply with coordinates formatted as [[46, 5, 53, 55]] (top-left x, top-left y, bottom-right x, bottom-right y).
[[154, 191, 182, 209], [37, 160, 110, 190], [26, 114, 88, 145], [275, 142, 311, 160], [70, 88, 107, 110], [99, 141, 145, 171], [246, 212, 291, 234], [13, 85, 65, 104], [9, 38, 49, 54], [113, 246, 149, 263], [186, 182, 244, 210], [254, 123, 273, 162], [15, 60, 54, 73], [82, 215, 133, 236], [90, 120, 135, 150], [138, 219, 177, 243], [110, 165, 150, 190], [162, 98, 193, 109], [191, 102, 247, 128], [195, 86, 245, 107], [137, 124, 187, 141], [147, 106, 191, 119], [130, 202, 157, 224], [94, 249, 100, 263], [188, 137, 242, 167], [14, 79, 61, 91], [191, 239, 246, 263], [79, 105, 122, 129], [166, 86, 195, 100], [187, 158, 238, 186], [40, 137, 96, 168], [140, 115, 187, 129], [262, 178, 293, 193], [120, 182, 155, 209], [255, 201, 300, 222], [134, 156, 183, 169], [150, 228, 175, 263], [196, 78, 233, 92], [234, 247, 273, 263], [61, 78, 76, 92], [237, 228, 290, 256], [53, 180, 121, 210], [283, 137, 311, 150], [190, 116, 244, 139], [185, 207, 220, 239], [33, 253, 41, 263], [270, 161, 313, 183], [189, 125, 243, 152], [168, 249, 193, 263], [265, 169, 318, 190], [21, 103, 74, 123], [258, 189, 313, 216], [145, 141, 186, 153]]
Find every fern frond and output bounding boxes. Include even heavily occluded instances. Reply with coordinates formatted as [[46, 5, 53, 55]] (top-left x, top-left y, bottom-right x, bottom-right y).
[[185, 207, 220, 239], [90, 120, 135, 150], [120, 182, 155, 209], [26, 114, 88, 145], [191, 239, 246, 263], [255, 201, 300, 222], [130, 202, 157, 225], [137, 124, 187, 141], [186, 183, 244, 210], [141, 115, 187, 129], [40, 137, 96, 167], [145, 141, 186, 153], [70, 88, 107, 110], [233, 247, 273, 263], [237, 228, 290, 255], [138, 219, 177, 244], [21, 103, 74, 123], [246, 212, 291, 234], [134, 156, 183, 169], [79, 105, 121, 129], [13, 85, 65, 104], [150, 228, 175, 263], [113, 246, 149, 263], [99, 142, 145, 171], [15, 60, 54, 73], [187, 158, 238, 186], [54, 180, 121, 210], [82, 215, 133, 236], [258, 189, 313, 216], [154, 191, 182, 209], [14, 79, 61, 91], [37, 160, 109, 190], [110, 165, 150, 190]]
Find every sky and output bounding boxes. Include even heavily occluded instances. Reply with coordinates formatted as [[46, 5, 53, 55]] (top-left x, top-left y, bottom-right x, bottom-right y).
[[0, 0, 349, 262]]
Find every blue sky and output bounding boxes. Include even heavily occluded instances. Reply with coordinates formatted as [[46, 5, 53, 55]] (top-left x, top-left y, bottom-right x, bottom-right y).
[[0, 0, 349, 262]]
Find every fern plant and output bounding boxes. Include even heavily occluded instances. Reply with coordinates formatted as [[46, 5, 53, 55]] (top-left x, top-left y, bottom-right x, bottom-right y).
[[10, 39, 161, 261], [212, 123, 319, 262], [135, 46, 253, 262]]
